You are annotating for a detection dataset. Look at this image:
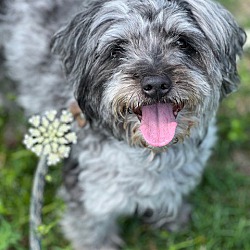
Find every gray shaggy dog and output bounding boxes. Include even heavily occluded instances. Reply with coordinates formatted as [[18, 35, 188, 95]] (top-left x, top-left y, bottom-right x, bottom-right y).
[[0, 0, 246, 249]]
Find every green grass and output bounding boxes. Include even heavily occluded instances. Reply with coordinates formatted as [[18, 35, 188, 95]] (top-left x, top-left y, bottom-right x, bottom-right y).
[[0, 1, 250, 249]]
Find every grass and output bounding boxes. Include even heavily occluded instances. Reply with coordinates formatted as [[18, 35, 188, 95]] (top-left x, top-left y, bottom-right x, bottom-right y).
[[0, 1, 250, 249]]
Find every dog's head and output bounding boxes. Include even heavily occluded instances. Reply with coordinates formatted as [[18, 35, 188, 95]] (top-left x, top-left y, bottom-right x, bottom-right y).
[[51, 0, 246, 149]]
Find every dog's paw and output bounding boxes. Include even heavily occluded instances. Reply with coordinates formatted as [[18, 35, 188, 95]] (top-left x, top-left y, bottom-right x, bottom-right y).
[[162, 203, 192, 232], [143, 202, 192, 232]]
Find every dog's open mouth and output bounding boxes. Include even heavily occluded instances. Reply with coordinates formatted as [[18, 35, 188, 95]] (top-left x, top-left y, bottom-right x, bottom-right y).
[[132, 103, 183, 147]]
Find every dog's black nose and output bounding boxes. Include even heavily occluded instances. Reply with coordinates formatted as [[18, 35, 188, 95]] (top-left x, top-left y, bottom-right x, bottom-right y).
[[141, 75, 172, 100]]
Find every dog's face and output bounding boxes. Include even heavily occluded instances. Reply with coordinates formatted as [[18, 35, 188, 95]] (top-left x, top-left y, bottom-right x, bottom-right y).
[[52, 0, 245, 149]]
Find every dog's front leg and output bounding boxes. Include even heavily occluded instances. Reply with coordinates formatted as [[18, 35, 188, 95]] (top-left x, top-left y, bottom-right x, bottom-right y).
[[61, 202, 123, 250], [60, 159, 125, 250]]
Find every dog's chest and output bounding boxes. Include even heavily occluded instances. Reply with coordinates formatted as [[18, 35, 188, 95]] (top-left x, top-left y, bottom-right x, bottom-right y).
[[73, 136, 195, 215]]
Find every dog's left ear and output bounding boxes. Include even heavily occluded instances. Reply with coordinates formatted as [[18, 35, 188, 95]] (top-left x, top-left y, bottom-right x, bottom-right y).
[[50, 11, 93, 76], [50, 3, 102, 77], [50, 4, 105, 120], [182, 0, 246, 97]]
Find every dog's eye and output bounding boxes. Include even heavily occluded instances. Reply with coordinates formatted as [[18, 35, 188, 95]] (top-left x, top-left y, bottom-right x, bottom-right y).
[[176, 38, 196, 54], [110, 45, 126, 59], [176, 38, 189, 49]]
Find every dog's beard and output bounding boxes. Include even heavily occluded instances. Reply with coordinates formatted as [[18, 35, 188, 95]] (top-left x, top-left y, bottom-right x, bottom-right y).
[[101, 67, 216, 149]]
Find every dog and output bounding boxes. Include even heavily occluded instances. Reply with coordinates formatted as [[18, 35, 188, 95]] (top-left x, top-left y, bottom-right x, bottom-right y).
[[0, 0, 246, 249]]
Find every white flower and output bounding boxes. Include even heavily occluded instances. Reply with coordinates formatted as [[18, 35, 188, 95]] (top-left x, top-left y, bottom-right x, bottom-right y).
[[65, 132, 77, 144], [23, 110, 77, 166], [45, 110, 57, 121], [47, 153, 61, 166], [29, 115, 40, 127], [60, 110, 74, 123], [23, 134, 36, 149], [29, 128, 41, 137], [32, 144, 43, 156]]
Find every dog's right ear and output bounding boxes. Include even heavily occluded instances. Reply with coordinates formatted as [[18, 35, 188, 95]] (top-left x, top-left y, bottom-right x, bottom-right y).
[[181, 0, 246, 98], [51, 4, 101, 75]]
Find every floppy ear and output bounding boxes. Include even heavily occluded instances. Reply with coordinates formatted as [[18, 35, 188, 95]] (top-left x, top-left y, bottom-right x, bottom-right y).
[[50, 3, 101, 76], [220, 26, 246, 97], [182, 0, 246, 97], [50, 3, 106, 121]]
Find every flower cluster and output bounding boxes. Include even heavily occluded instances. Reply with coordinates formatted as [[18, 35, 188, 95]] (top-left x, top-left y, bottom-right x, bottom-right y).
[[23, 110, 77, 165]]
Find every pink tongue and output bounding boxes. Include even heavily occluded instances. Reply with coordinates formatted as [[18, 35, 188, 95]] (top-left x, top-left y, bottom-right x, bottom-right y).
[[140, 103, 177, 147]]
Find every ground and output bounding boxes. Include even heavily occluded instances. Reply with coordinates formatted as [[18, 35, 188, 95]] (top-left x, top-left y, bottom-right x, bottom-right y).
[[0, 0, 250, 249]]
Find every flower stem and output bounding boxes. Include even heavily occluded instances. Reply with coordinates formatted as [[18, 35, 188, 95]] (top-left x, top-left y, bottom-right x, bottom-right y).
[[29, 154, 48, 250]]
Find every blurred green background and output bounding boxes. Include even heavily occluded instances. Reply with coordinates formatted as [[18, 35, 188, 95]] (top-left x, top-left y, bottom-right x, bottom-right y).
[[0, 0, 250, 249]]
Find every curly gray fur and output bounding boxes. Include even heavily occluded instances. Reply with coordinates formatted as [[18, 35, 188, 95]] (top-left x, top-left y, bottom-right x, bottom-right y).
[[0, 0, 246, 249]]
